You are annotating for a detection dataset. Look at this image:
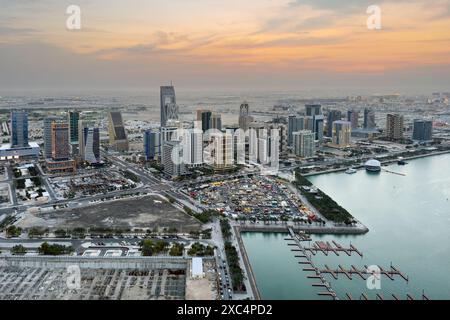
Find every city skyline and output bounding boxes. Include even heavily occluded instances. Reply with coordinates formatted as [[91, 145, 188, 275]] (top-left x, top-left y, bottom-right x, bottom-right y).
[[1, 0, 450, 92]]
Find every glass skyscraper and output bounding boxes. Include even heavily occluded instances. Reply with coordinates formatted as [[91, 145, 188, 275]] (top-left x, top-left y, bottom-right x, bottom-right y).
[[11, 110, 29, 148]]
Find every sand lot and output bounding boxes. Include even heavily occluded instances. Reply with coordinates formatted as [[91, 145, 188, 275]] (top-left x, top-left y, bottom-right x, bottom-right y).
[[16, 195, 202, 232]]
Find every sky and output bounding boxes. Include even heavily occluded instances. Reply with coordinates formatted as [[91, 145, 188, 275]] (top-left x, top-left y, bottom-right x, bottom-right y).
[[1, 0, 450, 94]]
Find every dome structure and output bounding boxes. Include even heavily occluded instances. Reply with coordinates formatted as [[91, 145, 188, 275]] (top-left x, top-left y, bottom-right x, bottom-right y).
[[365, 159, 381, 172]]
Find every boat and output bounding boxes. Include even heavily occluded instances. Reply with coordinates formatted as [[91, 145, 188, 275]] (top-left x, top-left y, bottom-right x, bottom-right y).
[[364, 159, 381, 172], [345, 168, 357, 174], [397, 157, 408, 165]]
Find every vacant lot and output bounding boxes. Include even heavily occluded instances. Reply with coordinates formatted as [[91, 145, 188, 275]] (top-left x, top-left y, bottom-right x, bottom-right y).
[[17, 196, 202, 232]]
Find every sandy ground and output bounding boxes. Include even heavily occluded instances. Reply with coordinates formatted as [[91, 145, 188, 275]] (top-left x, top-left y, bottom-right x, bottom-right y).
[[16, 196, 202, 232]]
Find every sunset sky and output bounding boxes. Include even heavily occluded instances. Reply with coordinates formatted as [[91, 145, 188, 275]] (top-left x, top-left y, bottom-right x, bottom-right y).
[[1, 0, 450, 93]]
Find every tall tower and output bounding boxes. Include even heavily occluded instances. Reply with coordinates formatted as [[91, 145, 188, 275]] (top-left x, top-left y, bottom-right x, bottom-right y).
[[386, 114, 404, 140], [108, 111, 129, 152], [10, 110, 28, 148], [43, 116, 58, 158], [160, 85, 178, 127]]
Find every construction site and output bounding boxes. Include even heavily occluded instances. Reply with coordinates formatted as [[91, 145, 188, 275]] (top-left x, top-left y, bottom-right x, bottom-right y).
[[0, 256, 217, 300]]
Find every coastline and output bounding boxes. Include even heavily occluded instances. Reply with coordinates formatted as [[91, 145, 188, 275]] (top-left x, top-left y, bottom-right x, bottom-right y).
[[303, 149, 450, 177]]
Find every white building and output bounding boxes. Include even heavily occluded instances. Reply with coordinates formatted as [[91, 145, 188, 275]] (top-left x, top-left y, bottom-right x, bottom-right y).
[[182, 128, 203, 167], [293, 130, 315, 158]]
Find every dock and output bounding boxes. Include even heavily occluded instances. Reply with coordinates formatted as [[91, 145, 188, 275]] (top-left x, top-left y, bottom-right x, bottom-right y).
[[301, 241, 363, 257], [320, 265, 409, 282]]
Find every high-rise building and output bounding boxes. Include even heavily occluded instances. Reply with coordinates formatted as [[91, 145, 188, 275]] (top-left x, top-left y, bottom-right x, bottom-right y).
[[51, 123, 70, 160], [144, 130, 161, 161], [305, 104, 322, 117], [347, 110, 359, 129], [363, 108, 376, 129], [332, 120, 352, 147], [412, 119, 433, 141], [162, 141, 186, 178], [161, 126, 179, 145], [43, 116, 58, 159], [386, 114, 404, 140], [293, 130, 315, 158], [68, 111, 80, 143], [198, 110, 212, 132], [313, 115, 325, 142], [182, 128, 203, 167], [327, 110, 342, 137], [108, 111, 129, 152], [288, 115, 305, 146], [210, 113, 222, 131], [46, 122, 76, 173], [210, 132, 233, 170], [10, 110, 28, 148], [79, 125, 100, 164], [160, 85, 178, 127], [239, 102, 253, 131]]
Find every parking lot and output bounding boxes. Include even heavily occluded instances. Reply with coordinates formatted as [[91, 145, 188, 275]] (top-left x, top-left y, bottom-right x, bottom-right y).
[[185, 176, 316, 222]]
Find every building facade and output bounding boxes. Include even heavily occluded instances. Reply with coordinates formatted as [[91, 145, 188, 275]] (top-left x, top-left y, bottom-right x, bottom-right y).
[[160, 85, 178, 127], [412, 119, 433, 141], [293, 130, 315, 158], [347, 110, 359, 129], [386, 114, 404, 140], [288, 115, 305, 146], [108, 111, 129, 152], [10, 110, 28, 148], [332, 120, 352, 147], [327, 110, 342, 137], [144, 130, 161, 161], [363, 108, 376, 129]]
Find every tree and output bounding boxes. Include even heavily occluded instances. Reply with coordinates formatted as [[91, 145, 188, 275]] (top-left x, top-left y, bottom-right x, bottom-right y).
[[6, 225, 22, 238], [141, 239, 154, 256], [11, 245, 27, 255]]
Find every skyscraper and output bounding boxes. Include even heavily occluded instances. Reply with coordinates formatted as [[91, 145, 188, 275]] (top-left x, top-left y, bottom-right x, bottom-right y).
[[43, 116, 58, 159], [412, 119, 433, 141], [305, 104, 322, 116], [332, 120, 352, 147], [363, 108, 376, 129], [79, 126, 100, 164], [144, 130, 161, 161], [160, 85, 178, 127], [10, 110, 28, 148], [68, 111, 80, 143], [198, 110, 212, 132], [239, 102, 253, 131], [293, 130, 315, 158], [46, 122, 76, 173], [327, 110, 342, 137], [162, 141, 186, 178], [182, 127, 203, 167], [386, 114, 404, 140], [51, 123, 70, 160], [108, 111, 129, 152], [313, 115, 324, 142], [347, 110, 359, 129], [288, 115, 305, 146], [210, 113, 222, 131]]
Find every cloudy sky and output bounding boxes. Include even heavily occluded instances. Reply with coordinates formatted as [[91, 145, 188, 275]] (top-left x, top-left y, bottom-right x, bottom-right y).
[[1, 0, 450, 93]]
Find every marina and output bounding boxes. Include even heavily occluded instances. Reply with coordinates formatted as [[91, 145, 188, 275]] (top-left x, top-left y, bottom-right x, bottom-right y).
[[241, 154, 450, 300]]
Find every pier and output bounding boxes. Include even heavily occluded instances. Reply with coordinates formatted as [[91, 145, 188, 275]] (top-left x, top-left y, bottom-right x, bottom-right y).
[[302, 241, 363, 257], [319, 264, 409, 282]]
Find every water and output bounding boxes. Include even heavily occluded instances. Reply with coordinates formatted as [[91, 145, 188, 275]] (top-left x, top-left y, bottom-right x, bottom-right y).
[[242, 154, 450, 300]]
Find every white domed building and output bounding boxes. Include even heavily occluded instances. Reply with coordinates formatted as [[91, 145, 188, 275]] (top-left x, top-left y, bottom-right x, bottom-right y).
[[365, 159, 381, 172]]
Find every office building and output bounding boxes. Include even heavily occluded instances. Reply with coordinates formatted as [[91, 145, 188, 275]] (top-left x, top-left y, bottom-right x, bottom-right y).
[[79, 125, 100, 164], [412, 119, 433, 141], [43, 116, 58, 159], [68, 111, 80, 143], [210, 113, 222, 131], [347, 110, 359, 129], [162, 141, 186, 178], [161, 126, 179, 145], [0, 143, 39, 161], [144, 130, 161, 161], [108, 111, 129, 152], [197, 110, 212, 132], [210, 132, 233, 170], [332, 120, 352, 147], [386, 114, 404, 140], [288, 115, 305, 146], [313, 115, 325, 142], [10, 110, 28, 148], [293, 130, 315, 158], [160, 85, 178, 127], [239, 102, 253, 131], [363, 108, 376, 129], [305, 104, 322, 117], [182, 128, 203, 167], [327, 110, 342, 137], [46, 123, 76, 173]]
